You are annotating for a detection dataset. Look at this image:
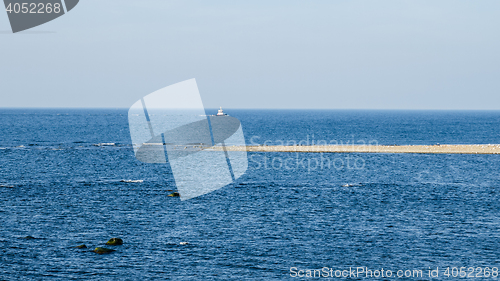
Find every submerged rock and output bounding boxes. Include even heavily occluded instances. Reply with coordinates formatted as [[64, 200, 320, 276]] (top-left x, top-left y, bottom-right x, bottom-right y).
[[93, 247, 115, 254], [168, 192, 180, 197], [75, 244, 87, 249], [105, 238, 123, 246]]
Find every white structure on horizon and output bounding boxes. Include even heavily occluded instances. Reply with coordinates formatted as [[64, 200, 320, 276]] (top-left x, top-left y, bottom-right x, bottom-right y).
[[216, 107, 227, 116]]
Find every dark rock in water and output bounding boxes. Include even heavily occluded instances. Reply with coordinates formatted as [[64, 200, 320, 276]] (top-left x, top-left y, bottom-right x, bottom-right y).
[[75, 244, 87, 249], [105, 238, 123, 246], [20, 236, 36, 240], [93, 247, 115, 254], [168, 192, 180, 197]]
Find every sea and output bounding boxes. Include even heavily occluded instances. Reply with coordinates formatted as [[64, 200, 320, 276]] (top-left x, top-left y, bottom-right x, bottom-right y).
[[0, 109, 499, 280]]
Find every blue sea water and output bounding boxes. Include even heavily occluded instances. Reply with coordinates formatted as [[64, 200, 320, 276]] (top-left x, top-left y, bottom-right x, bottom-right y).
[[0, 109, 499, 280]]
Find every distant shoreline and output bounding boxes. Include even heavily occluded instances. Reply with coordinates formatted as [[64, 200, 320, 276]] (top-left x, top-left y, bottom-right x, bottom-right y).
[[214, 144, 500, 155]]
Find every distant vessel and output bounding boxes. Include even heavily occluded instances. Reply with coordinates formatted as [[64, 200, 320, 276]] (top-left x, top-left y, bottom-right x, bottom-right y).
[[216, 107, 227, 116]]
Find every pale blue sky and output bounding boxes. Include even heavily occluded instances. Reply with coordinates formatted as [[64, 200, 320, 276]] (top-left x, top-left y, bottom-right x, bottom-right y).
[[1, 0, 500, 109]]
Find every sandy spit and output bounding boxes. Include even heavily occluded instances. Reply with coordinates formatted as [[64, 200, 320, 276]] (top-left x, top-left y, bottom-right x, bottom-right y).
[[212, 144, 500, 155]]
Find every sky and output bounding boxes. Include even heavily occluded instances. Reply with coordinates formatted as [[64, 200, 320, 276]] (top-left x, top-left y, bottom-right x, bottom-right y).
[[1, 0, 500, 109]]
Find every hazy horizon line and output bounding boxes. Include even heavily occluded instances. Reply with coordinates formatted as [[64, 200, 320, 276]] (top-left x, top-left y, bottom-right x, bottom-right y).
[[1, 107, 500, 111]]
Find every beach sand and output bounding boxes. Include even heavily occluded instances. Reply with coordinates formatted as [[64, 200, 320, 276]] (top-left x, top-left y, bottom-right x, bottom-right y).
[[214, 144, 500, 154]]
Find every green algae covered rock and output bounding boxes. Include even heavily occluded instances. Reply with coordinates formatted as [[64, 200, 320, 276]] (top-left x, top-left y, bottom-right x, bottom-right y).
[[168, 192, 180, 197], [105, 238, 123, 246], [93, 247, 115, 254]]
